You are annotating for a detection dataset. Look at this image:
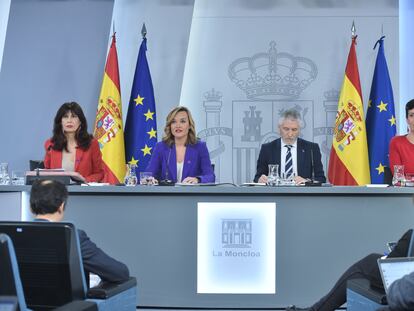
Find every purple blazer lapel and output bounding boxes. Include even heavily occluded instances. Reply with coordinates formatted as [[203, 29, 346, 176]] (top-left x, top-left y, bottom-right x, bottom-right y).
[[182, 145, 195, 179], [167, 146, 177, 181]]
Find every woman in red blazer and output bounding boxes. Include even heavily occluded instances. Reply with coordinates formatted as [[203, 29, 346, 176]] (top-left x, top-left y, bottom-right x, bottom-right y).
[[44, 102, 104, 183]]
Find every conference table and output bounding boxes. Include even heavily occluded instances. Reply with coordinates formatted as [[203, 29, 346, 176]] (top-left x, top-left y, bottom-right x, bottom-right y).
[[1, 184, 413, 308]]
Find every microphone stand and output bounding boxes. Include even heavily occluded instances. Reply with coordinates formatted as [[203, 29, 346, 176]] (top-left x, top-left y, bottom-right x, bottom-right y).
[[159, 146, 175, 186], [35, 161, 42, 181], [305, 147, 322, 187]]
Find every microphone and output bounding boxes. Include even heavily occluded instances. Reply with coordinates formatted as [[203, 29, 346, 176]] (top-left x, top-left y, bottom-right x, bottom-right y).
[[310, 148, 315, 181], [305, 146, 322, 187], [159, 145, 175, 186], [31, 160, 44, 179]]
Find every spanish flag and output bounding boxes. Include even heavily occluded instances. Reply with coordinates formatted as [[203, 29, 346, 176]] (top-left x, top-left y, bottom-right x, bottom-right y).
[[93, 33, 126, 184], [328, 36, 370, 185]]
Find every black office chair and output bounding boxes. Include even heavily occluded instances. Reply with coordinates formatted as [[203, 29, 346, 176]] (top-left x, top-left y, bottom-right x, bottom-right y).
[[0, 232, 97, 311], [0, 222, 137, 311], [347, 278, 386, 311], [29, 160, 44, 171], [0, 233, 26, 310]]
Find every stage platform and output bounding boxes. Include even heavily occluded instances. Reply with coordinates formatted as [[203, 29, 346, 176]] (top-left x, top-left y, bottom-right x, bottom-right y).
[[1, 185, 413, 308]]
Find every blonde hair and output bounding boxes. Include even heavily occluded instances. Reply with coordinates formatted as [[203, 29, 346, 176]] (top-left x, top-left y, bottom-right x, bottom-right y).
[[162, 106, 197, 146]]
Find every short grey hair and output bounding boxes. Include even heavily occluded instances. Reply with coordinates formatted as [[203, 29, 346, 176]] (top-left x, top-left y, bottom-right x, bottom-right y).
[[278, 109, 304, 127]]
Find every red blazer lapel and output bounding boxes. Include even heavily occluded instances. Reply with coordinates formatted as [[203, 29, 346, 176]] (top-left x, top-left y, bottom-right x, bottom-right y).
[[51, 149, 63, 169]]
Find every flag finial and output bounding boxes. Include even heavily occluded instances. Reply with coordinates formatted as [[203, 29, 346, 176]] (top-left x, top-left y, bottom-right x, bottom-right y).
[[141, 23, 147, 38], [351, 20, 356, 37], [373, 35, 385, 50], [112, 21, 116, 35]]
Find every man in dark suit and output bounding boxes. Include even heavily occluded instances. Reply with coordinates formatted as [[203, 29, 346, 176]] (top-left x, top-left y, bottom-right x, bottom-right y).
[[254, 109, 326, 184], [30, 179, 129, 283]]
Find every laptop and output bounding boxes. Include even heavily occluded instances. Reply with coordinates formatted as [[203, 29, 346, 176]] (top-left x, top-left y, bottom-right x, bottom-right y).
[[377, 257, 414, 294], [0, 296, 17, 311]]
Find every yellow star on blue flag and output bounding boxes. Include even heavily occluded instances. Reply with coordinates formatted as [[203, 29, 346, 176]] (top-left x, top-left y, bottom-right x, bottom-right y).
[[141, 144, 152, 156], [388, 115, 396, 126], [128, 156, 139, 166], [134, 95, 144, 106], [375, 163, 385, 175], [147, 127, 157, 139], [143, 109, 155, 121], [377, 101, 388, 112]]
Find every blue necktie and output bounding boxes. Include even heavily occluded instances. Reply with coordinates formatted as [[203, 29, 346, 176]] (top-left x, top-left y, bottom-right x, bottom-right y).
[[285, 145, 293, 177]]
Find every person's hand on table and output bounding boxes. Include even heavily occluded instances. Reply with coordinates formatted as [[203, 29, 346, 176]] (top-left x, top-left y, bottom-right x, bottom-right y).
[[72, 171, 86, 183], [141, 176, 158, 185], [258, 174, 268, 184], [182, 177, 199, 184], [294, 175, 308, 185]]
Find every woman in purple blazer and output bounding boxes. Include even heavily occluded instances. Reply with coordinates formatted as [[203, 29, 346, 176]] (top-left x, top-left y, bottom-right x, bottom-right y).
[[146, 106, 215, 184]]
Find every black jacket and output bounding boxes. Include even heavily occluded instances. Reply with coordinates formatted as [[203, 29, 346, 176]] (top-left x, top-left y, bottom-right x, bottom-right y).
[[254, 138, 326, 183]]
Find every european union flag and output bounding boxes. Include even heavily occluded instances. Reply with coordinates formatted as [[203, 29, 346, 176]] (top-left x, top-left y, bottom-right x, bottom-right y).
[[124, 37, 157, 175], [366, 36, 396, 183]]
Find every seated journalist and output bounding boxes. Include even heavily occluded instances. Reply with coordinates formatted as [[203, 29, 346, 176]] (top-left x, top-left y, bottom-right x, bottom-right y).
[[386, 268, 414, 310], [146, 106, 215, 184], [286, 229, 413, 311], [254, 109, 326, 184], [44, 102, 105, 183], [30, 179, 129, 283], [389, 99, 414, 175]]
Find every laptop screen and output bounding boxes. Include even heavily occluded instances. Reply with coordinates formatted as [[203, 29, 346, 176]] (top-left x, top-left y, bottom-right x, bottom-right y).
[[0, 296, 17, 311], [377, 257, 414, 293]]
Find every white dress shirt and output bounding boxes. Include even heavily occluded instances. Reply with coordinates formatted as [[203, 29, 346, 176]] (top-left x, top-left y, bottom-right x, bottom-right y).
[[176, 162, 184, 182], [61, 150, 75, 172]]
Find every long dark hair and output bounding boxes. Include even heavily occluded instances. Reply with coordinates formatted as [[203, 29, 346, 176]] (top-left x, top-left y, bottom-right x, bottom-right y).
[[51, 102, 92, 151]]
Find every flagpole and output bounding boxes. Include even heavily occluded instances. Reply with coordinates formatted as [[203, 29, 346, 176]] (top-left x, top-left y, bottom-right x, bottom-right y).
[[351, 20, 356, 38], [141, 23, 147, 39]]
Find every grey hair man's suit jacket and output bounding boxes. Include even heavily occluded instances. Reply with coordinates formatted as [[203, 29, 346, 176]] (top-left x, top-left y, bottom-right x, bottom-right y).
[[254, 138, 326, 183]]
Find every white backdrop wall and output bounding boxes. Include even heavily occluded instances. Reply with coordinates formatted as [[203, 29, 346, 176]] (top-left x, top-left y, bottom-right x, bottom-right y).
[[0, 0, 194, 171], [180, 0, 399, 183], [0, 0, 405, 183], [400, 0, 414, 132], [0, 0, 10, 73], [112, 0, 195, 127], [0, 0, 114, 171]]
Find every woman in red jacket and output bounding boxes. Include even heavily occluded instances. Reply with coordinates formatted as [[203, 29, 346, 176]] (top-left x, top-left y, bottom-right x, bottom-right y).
[[389, 99, 414, 175], [44, 102, 104, 183]]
